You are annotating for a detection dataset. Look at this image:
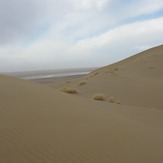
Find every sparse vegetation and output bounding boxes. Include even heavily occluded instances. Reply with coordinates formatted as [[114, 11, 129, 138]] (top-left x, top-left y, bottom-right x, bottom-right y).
[[93, 72, 99, 76], [109, 96, 115, 103], [114, 67, 119, 71], [93, 94, 106, 101], [90, 72, 99, 78], [109, 96, 121, 104], [60, 87, 78, 94], [116, 100, 121, 104], [79, 81, 87, 86], [66, 80, 71, 84]]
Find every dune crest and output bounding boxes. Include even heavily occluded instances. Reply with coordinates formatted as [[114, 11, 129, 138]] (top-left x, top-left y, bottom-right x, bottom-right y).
[[0, 45, 163, 162], [57, 45, 163, 109]]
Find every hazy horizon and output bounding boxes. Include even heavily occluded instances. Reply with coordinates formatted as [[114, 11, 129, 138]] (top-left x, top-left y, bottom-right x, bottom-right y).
[[2, 66, 98, 73], [0, 0, 163, 72]]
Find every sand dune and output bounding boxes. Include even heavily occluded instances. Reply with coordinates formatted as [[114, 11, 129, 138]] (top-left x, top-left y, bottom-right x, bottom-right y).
[[52, 45, 163, 110], [0, 45, 163, 162]]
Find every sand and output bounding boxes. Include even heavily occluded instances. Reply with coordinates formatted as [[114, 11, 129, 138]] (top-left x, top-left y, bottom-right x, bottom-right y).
[[0, 45, 163, 163], [49, 45, 163, 110]]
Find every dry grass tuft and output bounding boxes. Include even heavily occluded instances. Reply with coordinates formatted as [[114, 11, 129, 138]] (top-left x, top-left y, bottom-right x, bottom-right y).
[[93, 94, 106, 101], [116, 100, 121, 104], [60, 87, 78, 94], [79, 81, 87, 86], [109, 96, 121, 104], [94, 72, 99, 76], [109, 96, 116, 103], [66, 80, 71, 84], [90, 72, 99, 78], [114, 67, 119, 71]]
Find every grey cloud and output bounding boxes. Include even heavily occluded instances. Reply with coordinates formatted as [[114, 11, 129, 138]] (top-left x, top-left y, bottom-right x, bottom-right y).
[[0, 0, 163, 72], [0, 0, 72, 45], [0, 0, 162, 45], [0, 0, 40, 44]]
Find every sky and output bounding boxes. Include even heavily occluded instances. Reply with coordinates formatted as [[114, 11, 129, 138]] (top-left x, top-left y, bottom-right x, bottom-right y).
[[0, 0, 163, 72]]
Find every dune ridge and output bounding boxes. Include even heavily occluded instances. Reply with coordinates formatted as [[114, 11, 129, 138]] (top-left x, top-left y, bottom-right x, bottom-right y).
[[0, 45, 163, 162], [54, 45, 163, 109]]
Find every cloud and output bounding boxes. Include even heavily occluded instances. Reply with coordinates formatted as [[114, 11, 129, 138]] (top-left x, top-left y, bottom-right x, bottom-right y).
[[0, 0, 162, 45], [72, 0, 112, 11], [0, 0, 73, 45], [1, 16, 162, 72], [0, 0, 40, 44], [0, 0, 163, 71], [135, 45, 152, 51], [71, 17, 163, 59]]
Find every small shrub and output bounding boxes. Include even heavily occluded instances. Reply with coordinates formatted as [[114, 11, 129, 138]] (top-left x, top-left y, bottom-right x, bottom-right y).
[[109, 96, 115, 103], [60, 87, 78, 94], [116, 100, 121, 104], [93, 94, 106, 101], [94, 72, 99, 76], [114, 67, 119, 71], [109, 96, 121, 104], [79, 81, 87, 86], [66, 80, 71, 84]]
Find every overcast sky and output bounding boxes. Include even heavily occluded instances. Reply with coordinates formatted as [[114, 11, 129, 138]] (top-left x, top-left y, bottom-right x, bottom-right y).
[[0, 0, 163, 72]]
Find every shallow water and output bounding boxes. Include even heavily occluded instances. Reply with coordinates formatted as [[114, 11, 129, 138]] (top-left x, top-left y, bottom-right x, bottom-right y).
[[2, 67, 97, 80]]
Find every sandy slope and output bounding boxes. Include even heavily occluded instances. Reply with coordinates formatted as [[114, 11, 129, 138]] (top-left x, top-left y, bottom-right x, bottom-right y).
[[0, 76, 163, 163], [51, 45, 163, 110], [0, 45, 163, 162]]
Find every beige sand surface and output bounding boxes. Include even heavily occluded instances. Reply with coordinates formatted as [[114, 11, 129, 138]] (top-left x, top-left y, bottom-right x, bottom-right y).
[[0, 45, 163, 163], [50, 45, 163, 110]]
